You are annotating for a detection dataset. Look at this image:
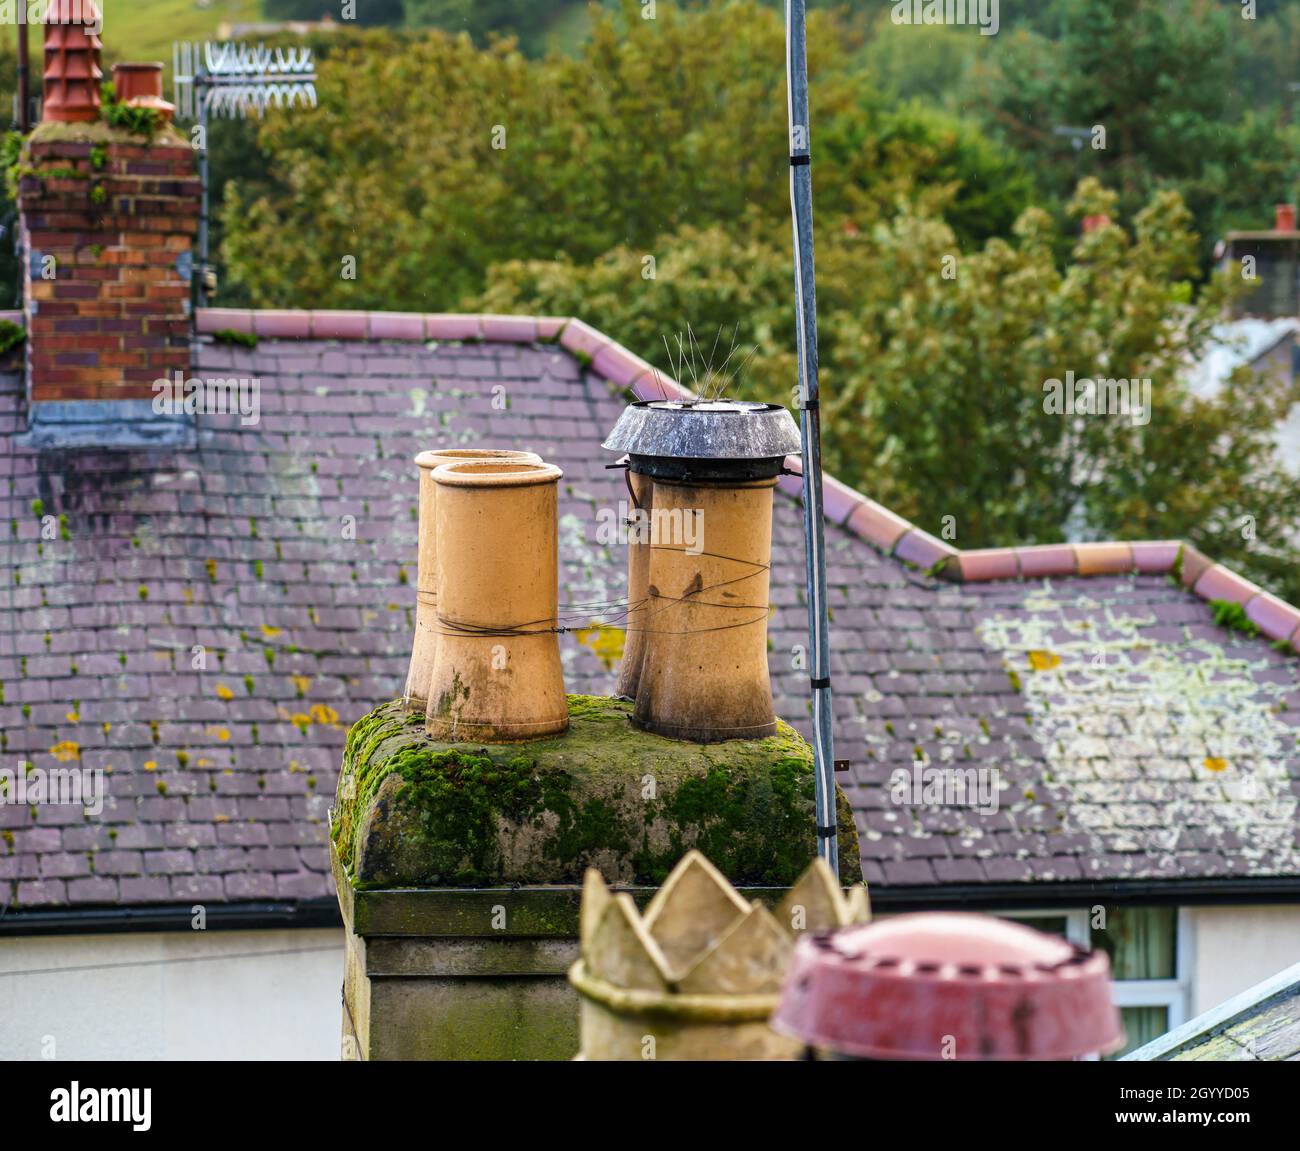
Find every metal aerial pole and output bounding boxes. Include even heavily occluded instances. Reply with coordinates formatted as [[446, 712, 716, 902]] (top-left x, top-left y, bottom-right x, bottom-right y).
[[16, 11, 30, 134], [784, 0, 837, 878]]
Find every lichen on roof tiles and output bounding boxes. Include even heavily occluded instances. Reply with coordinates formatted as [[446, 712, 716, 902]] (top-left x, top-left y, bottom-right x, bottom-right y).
[[2, 314, 1299, 912]]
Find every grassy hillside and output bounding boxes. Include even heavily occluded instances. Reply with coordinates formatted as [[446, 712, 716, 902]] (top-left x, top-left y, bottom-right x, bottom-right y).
[[0, 0, 264, 64]]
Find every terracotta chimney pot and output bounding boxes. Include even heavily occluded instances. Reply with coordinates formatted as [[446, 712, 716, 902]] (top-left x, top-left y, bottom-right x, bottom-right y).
[[403, 448, 541, 713], [425, 459, 569, 742], [633, 475, 780, 741], [111, 62, 176, 122], [1275, 204, 1297, 234], [614, 469, 654, 700]]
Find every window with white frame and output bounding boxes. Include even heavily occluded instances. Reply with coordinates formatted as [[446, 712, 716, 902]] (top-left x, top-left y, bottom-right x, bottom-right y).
[[1001, 906, 1191, 1058]]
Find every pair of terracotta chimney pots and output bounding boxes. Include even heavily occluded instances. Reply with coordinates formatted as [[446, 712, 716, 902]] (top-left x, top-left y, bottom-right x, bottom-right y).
[[403, 450, 567, 741], [402, 414, 789, 745]]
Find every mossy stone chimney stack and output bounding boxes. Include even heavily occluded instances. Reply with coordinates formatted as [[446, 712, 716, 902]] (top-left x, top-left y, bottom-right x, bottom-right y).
[[18, 1, 199, 447]]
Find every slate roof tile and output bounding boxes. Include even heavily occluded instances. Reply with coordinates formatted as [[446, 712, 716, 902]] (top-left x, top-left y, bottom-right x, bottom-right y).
[[3, 315, 1299, 911]]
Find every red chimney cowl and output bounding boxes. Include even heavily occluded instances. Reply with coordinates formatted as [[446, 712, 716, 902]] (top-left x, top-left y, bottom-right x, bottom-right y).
[[771, 913, 1125, 1060], [1276, 204, 1297, 234], [42, 0, 103, 124]]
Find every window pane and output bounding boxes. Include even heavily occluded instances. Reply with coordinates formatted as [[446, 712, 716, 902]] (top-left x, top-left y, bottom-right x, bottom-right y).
[[1108, 1006, 1168, 1059], [1091, 906, 1176, 980], [1012, 915, 1069, 938]]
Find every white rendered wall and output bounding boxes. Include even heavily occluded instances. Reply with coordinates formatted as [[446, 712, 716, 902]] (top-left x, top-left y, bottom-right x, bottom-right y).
[[1186, 905, 1300, 1016], [0, 927, 344, 1060]]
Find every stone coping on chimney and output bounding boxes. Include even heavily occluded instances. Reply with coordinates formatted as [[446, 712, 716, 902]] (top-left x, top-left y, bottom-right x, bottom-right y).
[[194, 307, 1300, 654]]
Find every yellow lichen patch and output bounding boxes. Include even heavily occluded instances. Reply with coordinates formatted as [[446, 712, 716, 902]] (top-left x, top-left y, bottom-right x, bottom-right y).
[[206, 726, 231, 742], [1027, 650, 1061, 671], [183, 587, 194, 605], [575, 623, 626, 670], [49, 741, 80, 762], [143, 760, 157, 772], [215, 683, 234, 701], [260, 624, 281, 638], [196, 758, 213, 768], [1204, 757, 1229, 773], [291, 674, 312, 697], [309, 703, 339, 727], [66, 709, 79, 723], [290, 713, 312, 735]]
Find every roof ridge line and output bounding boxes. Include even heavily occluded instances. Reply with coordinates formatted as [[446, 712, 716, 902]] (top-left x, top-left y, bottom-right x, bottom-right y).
[[195, 307, 1300, 653]]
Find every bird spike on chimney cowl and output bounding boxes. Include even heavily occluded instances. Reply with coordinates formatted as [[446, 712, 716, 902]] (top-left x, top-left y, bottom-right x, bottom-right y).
[[42, 0, 103, 124], [602, 400, 802, 742]]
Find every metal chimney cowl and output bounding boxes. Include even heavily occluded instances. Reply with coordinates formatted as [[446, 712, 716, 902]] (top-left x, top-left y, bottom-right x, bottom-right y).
[[603, 400, 802, 743], [771, 913, 1126, 1060]]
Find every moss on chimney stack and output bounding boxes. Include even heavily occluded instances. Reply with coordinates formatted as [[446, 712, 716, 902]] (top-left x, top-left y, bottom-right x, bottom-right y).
[[332, 695, 861, 891]]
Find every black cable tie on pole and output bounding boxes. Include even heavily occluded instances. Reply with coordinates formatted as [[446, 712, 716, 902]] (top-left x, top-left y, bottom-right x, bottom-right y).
[[810, 676, 831, 689], [815, 825, 837, 838], [790, 154, 811, 167], [799, 399, 819, 412]]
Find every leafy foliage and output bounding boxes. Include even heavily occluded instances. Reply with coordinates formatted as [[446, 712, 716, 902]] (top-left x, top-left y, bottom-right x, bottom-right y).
[[221, 1, 1028, 308], [969, 0, 1300, 265], [479, 178, 1300, 603]]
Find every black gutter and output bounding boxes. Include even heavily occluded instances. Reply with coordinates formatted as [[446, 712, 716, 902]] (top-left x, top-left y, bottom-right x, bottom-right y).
[[0, 898, 342, 938], [868, 876, 1300, 911], [3, 876, 1299, 936]]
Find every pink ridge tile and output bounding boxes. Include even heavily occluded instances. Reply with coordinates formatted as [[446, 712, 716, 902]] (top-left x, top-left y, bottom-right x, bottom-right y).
[[1193, 564, 1259, 606], [958, 549, 1020, 582], [424, 314, 482, 341], [480, 314, 537, 343], [1130, 540, 1182, 574], [252, 310, 311, 339], [367, 312, 424, 341], [1245, 592, 1300, 643], [197, 308, 252, 335], [310, 311, 368, 340], [1074, 541, 1133, 576], [845, 499, 912, 552], [894, 528, 958, 571], [1016, 544, 1076, 578]]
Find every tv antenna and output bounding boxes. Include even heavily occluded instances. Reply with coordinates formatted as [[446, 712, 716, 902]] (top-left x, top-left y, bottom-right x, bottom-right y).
[[171, 41, 318, 308]]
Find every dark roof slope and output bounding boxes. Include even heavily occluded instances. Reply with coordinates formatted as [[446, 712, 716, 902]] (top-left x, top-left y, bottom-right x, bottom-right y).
[[1124, 960, 1300, 1061], [2, 310, 1298, 915]]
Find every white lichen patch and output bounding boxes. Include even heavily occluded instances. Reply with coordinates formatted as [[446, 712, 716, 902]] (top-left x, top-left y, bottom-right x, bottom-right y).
[[977, 583, 1300, 874]]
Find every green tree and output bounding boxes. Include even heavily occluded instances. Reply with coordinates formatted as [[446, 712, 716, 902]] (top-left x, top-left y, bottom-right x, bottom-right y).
[[221, 1, 1027, 307], [478, 179, 1300, 603], [973, 0, 1300, 260]]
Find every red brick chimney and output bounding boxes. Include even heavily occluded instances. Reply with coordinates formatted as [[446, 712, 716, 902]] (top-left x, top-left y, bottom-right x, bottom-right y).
[[19, 0, 199, 446]]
